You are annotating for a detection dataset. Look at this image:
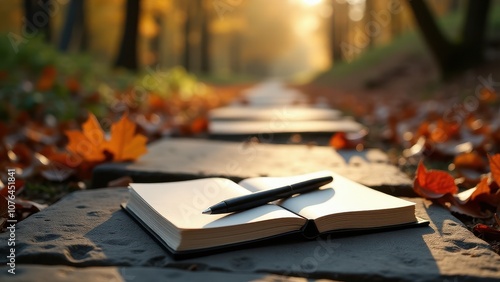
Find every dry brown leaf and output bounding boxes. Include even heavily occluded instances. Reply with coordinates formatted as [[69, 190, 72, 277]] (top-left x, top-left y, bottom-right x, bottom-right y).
[[489, 154, 500, 186], [413, 161, 458, 198]]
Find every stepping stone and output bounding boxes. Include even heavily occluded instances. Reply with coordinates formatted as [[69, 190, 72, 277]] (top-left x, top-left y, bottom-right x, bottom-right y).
[[208, 80, 364, 143], [1, 188, 498, 281], [234, 80, 308, 107], [208, 118, 364, 137], [92, 138, 412, 196], [209, 106, 343, 121]]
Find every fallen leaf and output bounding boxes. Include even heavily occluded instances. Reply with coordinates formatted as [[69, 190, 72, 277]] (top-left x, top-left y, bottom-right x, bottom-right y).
[[470, 177, 492, 202], [0, 196, 7, 220], [36, 66, 57, 91], [413, 161, 458, 198], [449, 196, 491, 218], [105, 114, 148, 161], [453, 152, 488, 183], [489, 154, 500, 186], [189, 116, 208, 135], [39, 146, 78, 168], [23, 122, 58, 145], [66, 77, 81, 93], [40, 163, 74, 182], [478, 87, 497, 103], [329, 132, 348, 149], [472, 223, 500, 241], [329, 130, 366, 150], [454, 152, 487, 171], [148, 95, 168, 111], [449, 177, 496, 218], [65, 113, 107, 162], [0, 179, 25, 198], [7, 143, 32, 168]]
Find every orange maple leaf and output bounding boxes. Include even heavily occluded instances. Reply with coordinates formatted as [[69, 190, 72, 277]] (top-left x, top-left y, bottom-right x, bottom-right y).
[[413, 161, 458, 198], [488, 154, 500, 186], [105, 114, 148, 161], [65, 113, 107, 162]]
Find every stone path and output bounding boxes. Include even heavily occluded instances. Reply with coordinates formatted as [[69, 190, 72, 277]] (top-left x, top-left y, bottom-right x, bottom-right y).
[[1, 188, 499, 281], [2, 81, 499, 281], [92, 138, 414, 197], [208, 80, 365, 144]]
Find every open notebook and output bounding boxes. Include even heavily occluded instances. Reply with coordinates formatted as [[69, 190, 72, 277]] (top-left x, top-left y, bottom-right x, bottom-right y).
[[122, 170, 428, 258]]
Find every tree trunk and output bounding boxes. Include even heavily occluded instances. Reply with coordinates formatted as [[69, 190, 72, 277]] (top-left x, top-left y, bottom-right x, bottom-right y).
[[24, 0, 51, 42], [115, 0, 140, 70], [199, 1, 210, 74], [331, 0, 346, 63], [408, 0, 491, 78], [59, 0, 87, 52], [183, 0, 192, 71], [460, 0, 491, 63], [150, 15, 162, 66], [365, 0, 374, 49], [407, 0, 454, 75], [230, 32, 241, 73]]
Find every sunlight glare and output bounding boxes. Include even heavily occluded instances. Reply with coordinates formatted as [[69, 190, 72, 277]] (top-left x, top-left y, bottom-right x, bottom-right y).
[[302, 0, 322, 6]]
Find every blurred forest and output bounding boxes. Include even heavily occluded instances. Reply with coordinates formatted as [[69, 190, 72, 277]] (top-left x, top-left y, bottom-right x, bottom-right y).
[[0, 0, 472, 79]]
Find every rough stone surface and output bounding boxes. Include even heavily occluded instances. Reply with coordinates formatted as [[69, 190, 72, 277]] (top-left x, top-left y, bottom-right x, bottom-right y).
[[0, 265, 304, 282], [91, 138, 414, 196], [0, 188, 499, 281], [208, 118, 364, 136]]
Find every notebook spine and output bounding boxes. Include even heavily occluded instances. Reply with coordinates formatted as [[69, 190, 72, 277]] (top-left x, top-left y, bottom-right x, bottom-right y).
[[300, 220, 320, 239]]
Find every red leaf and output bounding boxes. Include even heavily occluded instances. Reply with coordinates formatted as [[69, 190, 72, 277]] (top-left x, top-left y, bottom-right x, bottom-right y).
[[470, 177, 492, 202], [190, 116, 208, 135], [413, 161, 458, 198], [329, 132, 348, 149], [329, 130, 366, 150]]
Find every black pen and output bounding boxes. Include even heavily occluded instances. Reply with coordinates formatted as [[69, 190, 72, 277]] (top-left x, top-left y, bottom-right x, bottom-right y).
[[202, 176, 333, 215]]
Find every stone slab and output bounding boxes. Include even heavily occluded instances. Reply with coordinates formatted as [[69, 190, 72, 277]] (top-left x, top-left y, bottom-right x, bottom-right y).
[[208, 119, 364, 136], [91, 138, 413, 196], [0, 265, 305, 282], [209, 106, 342, 121], [236, 80, 308, 107], [1, 188, 499, 281], [208, 80, 364, 143]]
